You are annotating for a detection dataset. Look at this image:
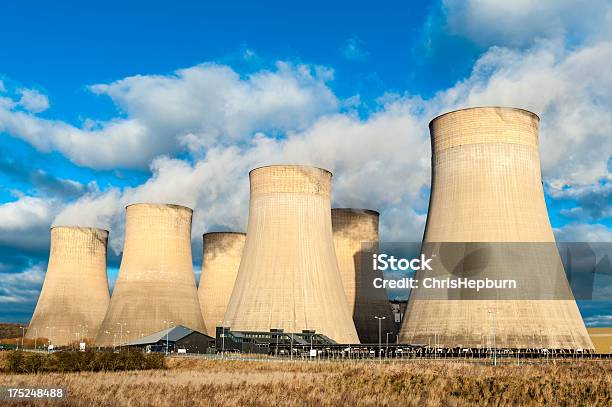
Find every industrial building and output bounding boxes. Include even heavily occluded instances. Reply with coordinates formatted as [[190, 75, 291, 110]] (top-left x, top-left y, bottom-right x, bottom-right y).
[[95, 204, 206, 347], [217, 327, 337, 354], [198, 232, 246, 337], [127, 325, 214, 354], [223, 165, 359, 344], [398, 107, 594, 350], [331, 208, 395, 343], [26, 227, 110, 346]]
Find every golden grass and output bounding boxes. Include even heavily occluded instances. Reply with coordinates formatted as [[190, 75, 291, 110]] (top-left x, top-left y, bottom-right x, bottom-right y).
[[1, 357, 610, 406], [588, 327, 612, 354]]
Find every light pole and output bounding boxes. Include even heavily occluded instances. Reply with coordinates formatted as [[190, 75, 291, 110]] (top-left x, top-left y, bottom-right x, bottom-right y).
[[116, 322, 126, 350], [19, 326, 25, 349], [163, 320, 174, 355], [488, 309, 497, 366], [374, 316, 386, 362], [287, 319, 297, 361], [385, 332, 392, 357], [218, 320, 226, 359], [47, 326, 54, 351]]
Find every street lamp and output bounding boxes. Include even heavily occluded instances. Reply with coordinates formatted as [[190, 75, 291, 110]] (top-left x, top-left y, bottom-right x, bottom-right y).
[[374, 316, 386, 362], [286, 319, 298, 361], [19, 326, 26, 349], [217, 320, 227, 359], [46, 326, 55, 351], [385, 332, 392, 356], [163, 320, 174, 355], [116, 322, 127, 349], [488, 309, 497, 366]]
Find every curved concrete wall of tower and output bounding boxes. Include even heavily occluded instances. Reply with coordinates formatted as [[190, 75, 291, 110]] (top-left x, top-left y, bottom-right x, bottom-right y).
[[95, 204, 205, 347], [198, 232, 246, 337], [332, 208, 395, 343], [398, 107, 594, 350], [224, 165, 359, 344], [25, 227, 110, 346]]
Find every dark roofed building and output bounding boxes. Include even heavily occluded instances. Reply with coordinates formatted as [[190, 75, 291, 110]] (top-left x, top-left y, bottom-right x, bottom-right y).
[[127, 325, 215, 354]]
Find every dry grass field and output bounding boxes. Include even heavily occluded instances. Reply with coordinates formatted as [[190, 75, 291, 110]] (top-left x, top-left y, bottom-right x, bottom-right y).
[[588, 327, 612, 354], [1, 355, 611, 406]]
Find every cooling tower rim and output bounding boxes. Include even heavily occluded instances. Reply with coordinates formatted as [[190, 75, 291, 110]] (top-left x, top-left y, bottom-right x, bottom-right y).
[[125, 202, 193, 212], [332, 208, 380, 216], [429, 106, 540, 127], [203, 231, 246, 237], [50, 225, 109, 234], [248, 164, 332, 177]]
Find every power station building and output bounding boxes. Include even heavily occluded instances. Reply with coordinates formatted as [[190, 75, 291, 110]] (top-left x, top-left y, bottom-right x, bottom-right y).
[[224, 165, 359, 344], [197, 232, 246, 337], [398, 107, 594, 350], [95, 204, 206, 346], [331, 208, 395, 343], [26, 227, 110, 346]]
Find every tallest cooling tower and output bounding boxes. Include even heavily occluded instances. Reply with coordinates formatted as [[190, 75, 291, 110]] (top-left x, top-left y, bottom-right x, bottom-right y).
[[224, 166, 359, 343], [399, 107, 593, 350]]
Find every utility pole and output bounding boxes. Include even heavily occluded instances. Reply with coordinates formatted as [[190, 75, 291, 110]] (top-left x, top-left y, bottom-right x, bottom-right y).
[[163, 320, 174, 355], [19, 326, 25, 349], [488, 309, 497, 366], [374, 316, 386, 362]]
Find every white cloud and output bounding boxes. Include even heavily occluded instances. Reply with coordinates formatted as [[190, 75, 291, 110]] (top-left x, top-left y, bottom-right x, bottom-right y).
[[583, 314, 612, 327], [54, 99, 431, 253], [0, 196, 57, 250], [0, 62, 338, 169], [442, 0, 612, 47], [0, 264, 45, 304], [52, 40, 612, 252], [554, 223, 612, 242], [0, 196, 53, 231], [18, 88, 49, 113], [16, 0, 612, 256], [429, 40, 612, 188]]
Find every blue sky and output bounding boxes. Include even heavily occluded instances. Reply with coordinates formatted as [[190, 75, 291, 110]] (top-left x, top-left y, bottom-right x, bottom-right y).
[[0, 0, 610, 325]]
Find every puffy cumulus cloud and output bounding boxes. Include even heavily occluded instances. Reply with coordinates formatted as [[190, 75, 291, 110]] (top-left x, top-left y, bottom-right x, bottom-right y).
[[17, 88, 49, 113], [554, 223, 612, 242], [430, 40, 612, 191], [0, 110, 151, 169], [54, 99, 431, 254], [0, 196, 58, 250], [442, 0, 612, 47], [52, 39, 612, 249], [0, 264, 45, 304], [550, 182, 611, 221], [0, 62, 338, 169]]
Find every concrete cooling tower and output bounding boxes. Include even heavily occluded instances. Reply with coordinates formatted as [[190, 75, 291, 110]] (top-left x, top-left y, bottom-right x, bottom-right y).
[[26, 227, 110, 346], [399, 107, 593, 350], [331, 208, 395, 343], [224, 165, 359, 343], [95, 204, 205, 347], [198, 232, 246, 337]]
